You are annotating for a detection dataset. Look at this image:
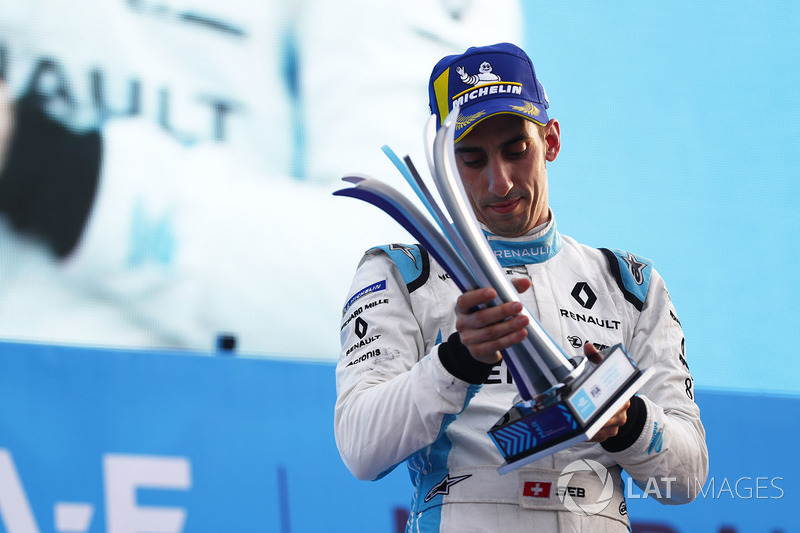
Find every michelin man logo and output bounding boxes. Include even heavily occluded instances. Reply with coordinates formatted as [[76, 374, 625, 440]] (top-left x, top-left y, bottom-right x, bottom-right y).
[[558, 459, 614, 516], [456, 61, 501, 86]]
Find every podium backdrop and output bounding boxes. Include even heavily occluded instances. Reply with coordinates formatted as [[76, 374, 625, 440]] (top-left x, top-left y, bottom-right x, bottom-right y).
[[0, 341, 795, 533]]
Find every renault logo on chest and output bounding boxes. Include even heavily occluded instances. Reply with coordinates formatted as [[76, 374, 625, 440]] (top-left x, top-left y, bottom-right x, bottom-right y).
[[571, 282, 597, 309]]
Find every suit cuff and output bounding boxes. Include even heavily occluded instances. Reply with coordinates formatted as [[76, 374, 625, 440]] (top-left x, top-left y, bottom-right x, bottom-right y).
[[600, 394, 647, 452], [437, 332, 495, 385]]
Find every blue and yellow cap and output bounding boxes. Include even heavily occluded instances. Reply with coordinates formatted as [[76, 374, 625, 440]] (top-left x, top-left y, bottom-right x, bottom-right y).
[[428, 42, 550, 142]]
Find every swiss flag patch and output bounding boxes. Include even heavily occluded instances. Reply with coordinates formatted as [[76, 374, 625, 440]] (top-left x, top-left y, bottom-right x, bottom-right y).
[[522, 481, 551, 498]]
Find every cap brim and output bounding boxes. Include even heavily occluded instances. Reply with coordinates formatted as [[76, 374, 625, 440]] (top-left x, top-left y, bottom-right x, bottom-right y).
[[453, 98, 549, 142]]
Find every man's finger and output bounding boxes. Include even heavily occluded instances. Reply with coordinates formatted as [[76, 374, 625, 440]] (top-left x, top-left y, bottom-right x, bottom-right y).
[[583, 342, 603, 365], [459, 313, 528, 345], [510, 277, 532, 294], [455, 287, 497, 313], [463, 327, 528, 363]]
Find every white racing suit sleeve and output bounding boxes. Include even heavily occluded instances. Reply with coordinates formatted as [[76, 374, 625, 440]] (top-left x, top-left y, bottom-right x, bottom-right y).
[[603, 269, 709, 504], [335, 250, 473, 481]]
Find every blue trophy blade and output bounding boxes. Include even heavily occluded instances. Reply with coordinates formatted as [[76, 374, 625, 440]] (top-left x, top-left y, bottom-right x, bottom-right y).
[[380, 145, 452, 241], [402, 155, 459, 245], [334, 177, 478, 294], [334, 189, 469, 293], [347, 176, 477, 284], [379, 145, 417, 200]]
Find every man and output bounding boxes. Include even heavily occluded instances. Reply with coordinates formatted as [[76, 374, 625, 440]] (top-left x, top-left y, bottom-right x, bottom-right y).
[[335, 43, 708, 531]]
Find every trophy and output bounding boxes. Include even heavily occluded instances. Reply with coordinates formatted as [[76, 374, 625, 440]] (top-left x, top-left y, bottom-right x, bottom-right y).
[[334, 110, 652, 474]]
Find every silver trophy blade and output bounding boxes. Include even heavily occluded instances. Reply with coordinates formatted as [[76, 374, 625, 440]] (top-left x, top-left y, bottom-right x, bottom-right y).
[[430, 109, 575, 386], [423, 115, 438, 183]]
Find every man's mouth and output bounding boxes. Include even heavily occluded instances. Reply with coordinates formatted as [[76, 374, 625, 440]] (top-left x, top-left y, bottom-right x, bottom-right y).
[[487, 198, 521, 215]]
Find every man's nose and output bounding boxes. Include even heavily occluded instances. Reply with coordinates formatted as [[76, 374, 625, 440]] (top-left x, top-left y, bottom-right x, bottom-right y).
[[487, 159, 514, 197]]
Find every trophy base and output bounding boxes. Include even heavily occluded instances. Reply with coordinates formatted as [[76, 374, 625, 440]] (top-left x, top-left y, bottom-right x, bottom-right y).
[[489, 344, 653, 475]]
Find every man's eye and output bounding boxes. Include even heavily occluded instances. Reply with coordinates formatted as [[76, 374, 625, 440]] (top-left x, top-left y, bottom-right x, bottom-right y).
[[461, 155, 485, 168], [505, 142, 528, 158]]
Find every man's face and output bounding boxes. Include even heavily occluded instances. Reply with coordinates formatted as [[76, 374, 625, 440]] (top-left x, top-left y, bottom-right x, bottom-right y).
[[454, 114, 558, 237]]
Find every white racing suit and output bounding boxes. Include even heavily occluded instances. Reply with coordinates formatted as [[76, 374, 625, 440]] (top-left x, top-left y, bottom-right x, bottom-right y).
[[336, 219, 708, 532]]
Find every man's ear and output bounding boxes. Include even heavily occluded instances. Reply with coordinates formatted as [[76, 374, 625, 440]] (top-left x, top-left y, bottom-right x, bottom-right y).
[[544, 119, 561, 162]]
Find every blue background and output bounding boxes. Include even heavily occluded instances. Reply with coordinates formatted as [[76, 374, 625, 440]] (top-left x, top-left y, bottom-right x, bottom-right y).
[[522, 1, 800, 396], [1, 342, 797, 532]]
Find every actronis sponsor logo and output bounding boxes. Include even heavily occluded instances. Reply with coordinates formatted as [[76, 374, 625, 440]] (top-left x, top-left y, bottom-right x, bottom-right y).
[[346, 348, 382, 368]]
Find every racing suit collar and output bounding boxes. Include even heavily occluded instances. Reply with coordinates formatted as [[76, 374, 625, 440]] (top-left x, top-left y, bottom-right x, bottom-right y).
[[482, 215, 562, 266]]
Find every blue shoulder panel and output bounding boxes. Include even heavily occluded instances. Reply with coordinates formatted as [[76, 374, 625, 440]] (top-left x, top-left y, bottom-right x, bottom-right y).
[[600, 248, 653, 311], [372, 244, 430, 293]]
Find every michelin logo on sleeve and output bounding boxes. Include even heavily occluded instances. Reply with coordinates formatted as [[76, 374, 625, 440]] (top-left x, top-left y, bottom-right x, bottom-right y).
[[342, 280, 386, 315]]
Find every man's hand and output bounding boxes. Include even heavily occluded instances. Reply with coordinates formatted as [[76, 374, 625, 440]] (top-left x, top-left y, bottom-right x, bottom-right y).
[[454, 278, 531, 365], [584, 343, 632, 443]]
